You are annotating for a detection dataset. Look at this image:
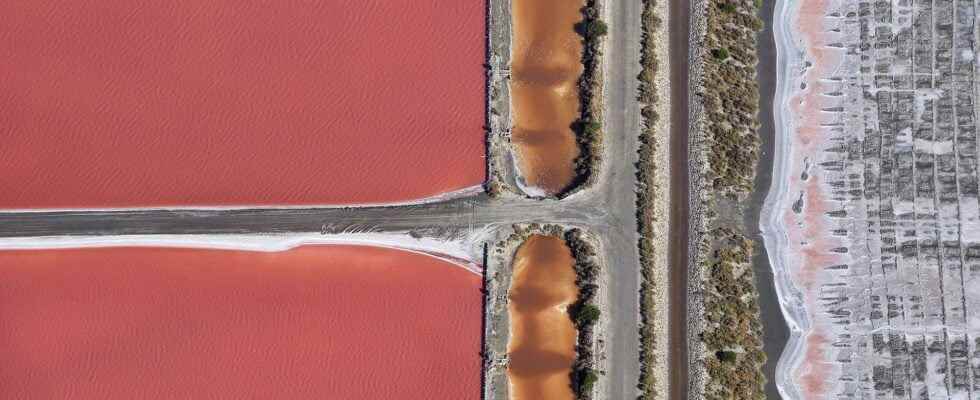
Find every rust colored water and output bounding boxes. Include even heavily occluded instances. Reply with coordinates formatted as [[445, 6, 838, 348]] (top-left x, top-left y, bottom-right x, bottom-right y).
[[506, 235, 579, 399], [510, 0, 585, 195], [0, 245, 482, 399], [0, 1, 485, 209]]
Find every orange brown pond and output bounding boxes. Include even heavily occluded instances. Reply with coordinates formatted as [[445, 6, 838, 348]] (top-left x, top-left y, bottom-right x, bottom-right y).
[[507, 235, 579, 399], [510, 0, 585, 195]]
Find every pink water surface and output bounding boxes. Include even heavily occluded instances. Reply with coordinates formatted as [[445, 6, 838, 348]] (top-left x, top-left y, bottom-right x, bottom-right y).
[[0, 245, 482, 399], [0, 0, 486, 208]]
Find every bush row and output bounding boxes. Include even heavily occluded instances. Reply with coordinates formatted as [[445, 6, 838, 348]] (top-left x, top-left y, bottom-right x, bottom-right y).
[[636, 1, 663, 399], [561, 1, 607, 197], [564, 229, 602, 399]]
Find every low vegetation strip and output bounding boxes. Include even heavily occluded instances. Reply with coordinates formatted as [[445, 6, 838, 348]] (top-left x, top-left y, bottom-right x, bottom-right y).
[[701, 0, 763, 195], [702, 229, 766, 399], [691, 1, 767, 399], [563, 0, 608, 197], [636, 0, 668, 399]]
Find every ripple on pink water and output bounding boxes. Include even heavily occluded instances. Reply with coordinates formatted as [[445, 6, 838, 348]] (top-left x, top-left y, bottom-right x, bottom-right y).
[[0, 246, 482, 399], [0, 0, 486, 208]]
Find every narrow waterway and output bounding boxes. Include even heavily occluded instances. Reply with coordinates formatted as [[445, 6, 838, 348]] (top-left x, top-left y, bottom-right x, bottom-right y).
[[506, 235, 579, 399], [510, 0, 584, 195]]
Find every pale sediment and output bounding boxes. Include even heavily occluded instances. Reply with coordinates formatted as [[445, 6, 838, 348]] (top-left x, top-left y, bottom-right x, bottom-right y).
[[0, 184, 487, 213], [0, 232, 484, 274]]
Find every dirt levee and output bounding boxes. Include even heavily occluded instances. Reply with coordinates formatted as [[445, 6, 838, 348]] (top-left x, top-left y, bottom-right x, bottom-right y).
[[510, 0, 585, 195], [0, 0, 485, 208], [0, 245, 482, 399]]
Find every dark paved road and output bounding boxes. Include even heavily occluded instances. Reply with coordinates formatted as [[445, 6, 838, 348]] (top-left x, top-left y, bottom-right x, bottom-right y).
[[668, 0, 692, 398]]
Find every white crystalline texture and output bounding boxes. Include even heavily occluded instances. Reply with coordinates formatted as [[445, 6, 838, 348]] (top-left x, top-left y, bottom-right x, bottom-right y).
[[770, 0, 980, 398]]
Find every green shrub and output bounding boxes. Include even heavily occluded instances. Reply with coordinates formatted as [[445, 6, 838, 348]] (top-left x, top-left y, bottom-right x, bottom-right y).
[[575, 19, 608, 39], [716, 350, 738, 363], [572, 303, 601, 327], [579, 369, 599, 393], [572, 367, 599, 395], [712, 48, 730, 60], [588, 20, 609, 37]]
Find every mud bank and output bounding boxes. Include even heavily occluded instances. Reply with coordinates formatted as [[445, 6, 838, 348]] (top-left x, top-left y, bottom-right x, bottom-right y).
[[762, 0, 840, 397], [762, 0, 839, 397]]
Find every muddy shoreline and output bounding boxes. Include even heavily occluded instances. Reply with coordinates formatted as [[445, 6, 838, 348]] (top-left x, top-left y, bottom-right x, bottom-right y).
[[759, 0, 817, 398], [743, 0, 790, 399]]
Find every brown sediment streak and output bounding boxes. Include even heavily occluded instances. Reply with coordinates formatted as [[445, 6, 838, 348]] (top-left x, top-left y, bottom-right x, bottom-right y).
[[506, 235, 579, 399], [510, 0, 584, 194]]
